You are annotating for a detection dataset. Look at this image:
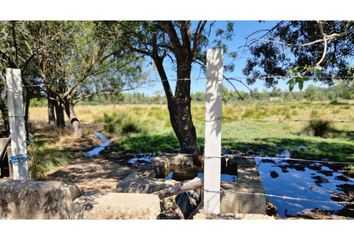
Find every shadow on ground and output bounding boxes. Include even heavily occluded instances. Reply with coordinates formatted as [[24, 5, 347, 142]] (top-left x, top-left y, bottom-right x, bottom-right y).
[[46, 154, 135, 193]]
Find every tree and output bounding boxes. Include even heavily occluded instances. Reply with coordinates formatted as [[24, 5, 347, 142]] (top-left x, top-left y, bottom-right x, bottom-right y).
[[31, 21, 143, 137], [107, 21, 235, 154], [303, 85, 321, 101], [191, 91, 205, 102], [243, 21, 354, 90], [269, 87, 282, 97], [0, 21, 44, 136]]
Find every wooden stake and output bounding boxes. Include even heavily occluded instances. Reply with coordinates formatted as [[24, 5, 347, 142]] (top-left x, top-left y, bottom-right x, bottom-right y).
[[6, 68, 29, 180], [204, 49, 223, 214]]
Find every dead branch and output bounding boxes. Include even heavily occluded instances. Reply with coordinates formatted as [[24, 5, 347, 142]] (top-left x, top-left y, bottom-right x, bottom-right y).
[[155, 177, 203, 199]]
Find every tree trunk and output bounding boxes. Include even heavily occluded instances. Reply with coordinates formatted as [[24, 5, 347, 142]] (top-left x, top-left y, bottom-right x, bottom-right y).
[[0, 95, 10, 137], [154, 56, 198, 154], [64, 100, 82, 138], [55, 101, 65, 128], [47, 97, 56, 126], [168, 97, 198, 154]]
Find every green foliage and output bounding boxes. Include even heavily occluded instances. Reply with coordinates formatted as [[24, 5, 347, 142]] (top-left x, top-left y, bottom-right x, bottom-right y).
[[301, 120, 334, 137], [30, 98, 47, 107], [286, 67, 311, 91], [117, 133, 180, 153], [222, 86, 237, 105], [121, 121, 141, 134], [28, 138, 72, 180], [244, 21, 353, 88]]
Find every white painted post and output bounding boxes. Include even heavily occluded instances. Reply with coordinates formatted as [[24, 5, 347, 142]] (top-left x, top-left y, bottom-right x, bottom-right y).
[[6, 68, 29, 180], [204, 49, 223, 214]]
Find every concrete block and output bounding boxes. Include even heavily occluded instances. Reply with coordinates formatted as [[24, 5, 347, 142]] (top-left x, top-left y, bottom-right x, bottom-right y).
[[220, 158, 267, 215], [221, 189, 267, 215], [79, 193, 161, 219]]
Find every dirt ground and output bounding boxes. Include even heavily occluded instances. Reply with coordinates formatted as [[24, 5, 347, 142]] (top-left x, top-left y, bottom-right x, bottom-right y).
[[46, 153, 135, 194], [41, 123, 137, 195]]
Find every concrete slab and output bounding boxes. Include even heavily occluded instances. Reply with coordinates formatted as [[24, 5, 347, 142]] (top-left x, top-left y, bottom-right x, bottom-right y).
[[76, 192, 161, 219], [220, 158, 267, 215]]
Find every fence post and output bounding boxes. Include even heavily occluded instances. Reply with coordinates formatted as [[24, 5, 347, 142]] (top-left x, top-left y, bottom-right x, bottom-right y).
[[204, 49, 223, 214], [6, 68, 29, 180]]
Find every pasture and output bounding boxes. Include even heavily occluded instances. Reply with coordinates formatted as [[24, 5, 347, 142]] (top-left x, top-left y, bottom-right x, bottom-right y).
[[27, 100, 354, 178]]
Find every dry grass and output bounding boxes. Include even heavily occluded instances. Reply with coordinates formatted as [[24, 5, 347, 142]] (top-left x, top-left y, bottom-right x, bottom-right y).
[[29, 101, 354, 126]]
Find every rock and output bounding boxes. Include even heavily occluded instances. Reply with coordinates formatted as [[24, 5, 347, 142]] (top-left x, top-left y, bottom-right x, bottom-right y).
[[0, 180, 80, 219], [154, 154, 194, 167], [175, 189, 201, 219], [266, 200, 279, 217], [270, 170, 279, 178], [193, 210, 274, 220], [75, 193, 160, 219], [116, 172, 177, 193], [159, 196, 181, 219]]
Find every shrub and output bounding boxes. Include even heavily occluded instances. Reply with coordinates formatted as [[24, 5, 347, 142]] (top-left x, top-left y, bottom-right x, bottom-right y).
[[102, 113, 124, 134], [291, 109, 299, 116], [301, 120, 335, 137], [121, 121, 141, 134], [284, 112, 291, 120], [310, 109, 320, 118]]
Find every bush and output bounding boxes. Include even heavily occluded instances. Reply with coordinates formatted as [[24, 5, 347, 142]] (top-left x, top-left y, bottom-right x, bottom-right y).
[[102, 113, 124, 134], [310, 109, 320, 118], [301, 120, 335, 137], [121, 121, 141, 134]]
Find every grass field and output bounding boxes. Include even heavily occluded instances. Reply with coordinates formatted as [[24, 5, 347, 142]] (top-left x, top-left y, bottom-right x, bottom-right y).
[[28, 100, 354, 173]]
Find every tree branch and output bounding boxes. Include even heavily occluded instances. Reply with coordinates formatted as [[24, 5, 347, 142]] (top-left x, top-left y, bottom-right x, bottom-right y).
[[160, 21, 181, 50], [180, 21, 191, 51], [192, 21, 207, 56], [316, 20, 328, 67], [224, 75, 254, 97], [249, 29, 353, 48], [225, 78, 244, 100]]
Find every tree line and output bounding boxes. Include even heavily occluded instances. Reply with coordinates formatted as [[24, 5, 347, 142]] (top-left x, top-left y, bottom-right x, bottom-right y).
[[1, 21, 353, 154]]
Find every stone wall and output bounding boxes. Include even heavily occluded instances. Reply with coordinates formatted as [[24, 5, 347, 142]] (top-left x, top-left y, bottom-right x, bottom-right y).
[[0, 180, 80, 219]]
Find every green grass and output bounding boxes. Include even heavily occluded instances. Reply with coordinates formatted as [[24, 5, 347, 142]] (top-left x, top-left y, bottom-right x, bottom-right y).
[[28, 136, 73, 180], [93, 102, 354, 162], [28, 101, 354, 164]]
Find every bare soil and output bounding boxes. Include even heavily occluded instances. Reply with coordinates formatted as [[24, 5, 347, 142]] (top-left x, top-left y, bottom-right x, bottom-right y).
[[42, 124, 136, 195]]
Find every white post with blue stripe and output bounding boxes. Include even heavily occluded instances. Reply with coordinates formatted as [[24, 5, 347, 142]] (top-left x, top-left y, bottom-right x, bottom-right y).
[[204, 49, 223, 214], [6, 68, 29, 180]]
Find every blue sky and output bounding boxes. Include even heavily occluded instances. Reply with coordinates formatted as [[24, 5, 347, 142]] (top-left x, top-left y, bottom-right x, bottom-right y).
[[129, 21, 320, 96]]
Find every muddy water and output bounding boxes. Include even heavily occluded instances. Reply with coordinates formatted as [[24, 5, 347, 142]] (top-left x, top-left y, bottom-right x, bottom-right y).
[[256, 157, 354, 218]]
